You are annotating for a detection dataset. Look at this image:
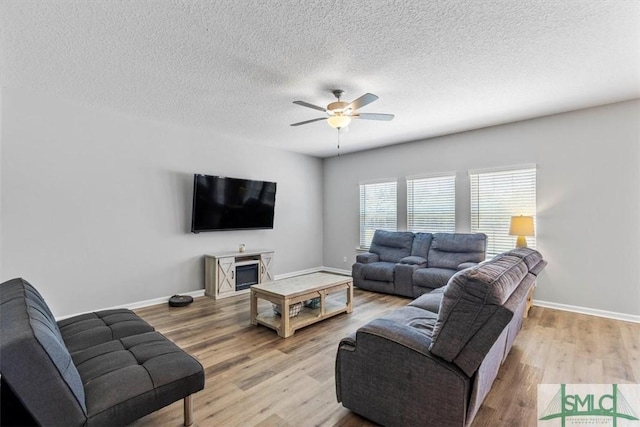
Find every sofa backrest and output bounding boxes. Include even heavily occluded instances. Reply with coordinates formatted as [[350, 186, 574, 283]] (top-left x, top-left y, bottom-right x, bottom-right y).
[[428, 248, 544, 376], [410, 232, 433, 258], [427, 233, 487, 269], [0, 278, 87, 426], [504, 246, 548, 275], [369, 230, 415, 262]]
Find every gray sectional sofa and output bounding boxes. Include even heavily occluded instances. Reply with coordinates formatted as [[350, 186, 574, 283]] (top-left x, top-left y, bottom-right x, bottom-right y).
[[353, 230, 487, 297], [336, 247, 547, 426], [0, 277, 205, 427]]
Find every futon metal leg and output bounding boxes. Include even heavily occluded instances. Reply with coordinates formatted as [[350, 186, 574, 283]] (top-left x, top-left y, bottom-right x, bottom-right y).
[[183, 394, 194, 426]]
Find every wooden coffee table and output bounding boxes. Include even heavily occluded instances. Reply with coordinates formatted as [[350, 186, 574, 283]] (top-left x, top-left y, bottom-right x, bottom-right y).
[[250, 272, 353, 338]]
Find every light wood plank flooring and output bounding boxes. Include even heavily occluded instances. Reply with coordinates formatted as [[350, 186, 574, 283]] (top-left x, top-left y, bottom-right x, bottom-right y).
[[130, 289, 640, 427]]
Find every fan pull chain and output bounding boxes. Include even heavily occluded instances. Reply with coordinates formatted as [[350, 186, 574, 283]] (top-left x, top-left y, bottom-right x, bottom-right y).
[[337, 128, 341, 156]]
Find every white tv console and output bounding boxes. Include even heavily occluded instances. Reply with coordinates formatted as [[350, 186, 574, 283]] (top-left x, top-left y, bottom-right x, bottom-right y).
[[204, 249, 274, 300]]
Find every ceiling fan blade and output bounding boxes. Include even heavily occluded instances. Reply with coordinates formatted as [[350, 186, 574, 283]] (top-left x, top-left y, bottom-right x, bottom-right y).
[[290, 117, 327, 127], [293, 100, 327, 112], [352, 113, 394, 121], [347, 93, 379, 111]]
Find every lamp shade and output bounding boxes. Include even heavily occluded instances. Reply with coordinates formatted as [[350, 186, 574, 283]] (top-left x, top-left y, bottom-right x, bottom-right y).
[[509, 215, 535, 237], [327, 115, 351, 129]]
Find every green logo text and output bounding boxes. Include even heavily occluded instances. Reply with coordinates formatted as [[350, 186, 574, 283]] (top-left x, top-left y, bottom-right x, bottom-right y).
[[539, 384, 639, 427]]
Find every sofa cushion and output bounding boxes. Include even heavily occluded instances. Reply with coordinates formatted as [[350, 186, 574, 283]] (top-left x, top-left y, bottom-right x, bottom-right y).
[[410, 232, 433, 258], [408, 287, 446, 313], [429, 254, 529, 375], [399, 256, 427, 266], [1, 278, 87, 426], [457, 262, 477, 271], [372, 306, 439, 340], [361, 262, 396, 282], [370, 230, 414, 262], [59, 309, 154, 353], [428, 233, 487, 269], [70, 331, 204, 426], [412, 267, 456, 290]]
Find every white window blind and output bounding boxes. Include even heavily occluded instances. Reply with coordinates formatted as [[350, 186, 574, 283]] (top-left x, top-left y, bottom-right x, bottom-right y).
[[470, 166, 536, 257], [359, 180, 397, 248], [407, 174, 456, 233]]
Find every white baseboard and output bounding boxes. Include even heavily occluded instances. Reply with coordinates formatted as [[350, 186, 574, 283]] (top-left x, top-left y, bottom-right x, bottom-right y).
[[56, 268, 353, 320], [318, 266, 352, 276], [124, 289, 206, 310], [533, 299, 640, 324], [274, 267, 324, 280], [61, 270, 638, 325], [55, 289, 206, 321]]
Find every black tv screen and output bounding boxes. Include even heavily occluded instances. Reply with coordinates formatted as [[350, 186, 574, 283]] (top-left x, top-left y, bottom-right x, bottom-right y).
[[191, 175, 277, 232]]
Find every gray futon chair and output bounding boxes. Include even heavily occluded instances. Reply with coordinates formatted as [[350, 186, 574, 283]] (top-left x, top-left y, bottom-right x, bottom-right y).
[[0, 277, 205, 426]]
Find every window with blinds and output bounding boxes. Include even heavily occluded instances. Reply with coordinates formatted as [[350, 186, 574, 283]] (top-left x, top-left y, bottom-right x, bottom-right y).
[[470, 166, 536, 257], [407, 174, 456, 233], [359, 180, 397, 248]]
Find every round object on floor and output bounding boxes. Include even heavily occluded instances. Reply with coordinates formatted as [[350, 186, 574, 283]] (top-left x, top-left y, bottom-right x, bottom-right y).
[[168, 295, 193, 307]]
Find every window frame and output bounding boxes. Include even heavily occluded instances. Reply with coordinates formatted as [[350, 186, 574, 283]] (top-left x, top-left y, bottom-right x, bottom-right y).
[[406, 172, 456, 233], [359, 179, 398, 249], [469, 165, 537, 258]]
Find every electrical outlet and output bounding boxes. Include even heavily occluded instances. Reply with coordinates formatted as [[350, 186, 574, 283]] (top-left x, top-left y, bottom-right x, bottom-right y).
[[343, 256, 347, 263]]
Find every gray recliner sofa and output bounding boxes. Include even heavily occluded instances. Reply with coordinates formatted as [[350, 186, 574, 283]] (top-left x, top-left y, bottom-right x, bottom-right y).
[[336, 247, 547, 426], [0, 277, 205, 427], [352, 230, 487, 297]]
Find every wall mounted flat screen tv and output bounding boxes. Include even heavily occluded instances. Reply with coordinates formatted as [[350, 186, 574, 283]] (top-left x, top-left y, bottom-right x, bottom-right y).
[[191, 174, 277, 232]]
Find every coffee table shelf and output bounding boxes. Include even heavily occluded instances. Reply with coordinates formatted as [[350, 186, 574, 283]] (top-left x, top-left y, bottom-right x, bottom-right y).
[[256, 300, 347, 331], [250, 272, 353, 338]]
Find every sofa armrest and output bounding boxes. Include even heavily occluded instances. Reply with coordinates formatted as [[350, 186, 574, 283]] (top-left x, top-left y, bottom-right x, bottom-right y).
[[358, 318, 434, 356], [399, 256, 427, 266], [336, 318, 471, 426], [356, 252, 379, 264], [338, 332, 357, 350], [457, 262, 477, 271], [529, 259, 548, 276]]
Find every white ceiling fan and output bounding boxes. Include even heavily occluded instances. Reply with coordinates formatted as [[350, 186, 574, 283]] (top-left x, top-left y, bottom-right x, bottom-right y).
[[291, 90, 394, 129]]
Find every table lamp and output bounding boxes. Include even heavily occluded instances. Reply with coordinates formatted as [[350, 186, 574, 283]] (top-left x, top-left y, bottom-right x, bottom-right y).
[[509, 215, 534, 248]]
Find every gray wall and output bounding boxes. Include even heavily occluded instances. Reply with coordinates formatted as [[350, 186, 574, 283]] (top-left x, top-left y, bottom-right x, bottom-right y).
[[0, 87, 3, 279], [323, 99, 640, 316], [3, 87, 639, 318], [1, 88, 324, 317]]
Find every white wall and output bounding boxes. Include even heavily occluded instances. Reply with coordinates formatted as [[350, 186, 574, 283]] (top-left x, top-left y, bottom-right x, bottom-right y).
[[323, 100, 640, 317], [1, 88, 324, 317]]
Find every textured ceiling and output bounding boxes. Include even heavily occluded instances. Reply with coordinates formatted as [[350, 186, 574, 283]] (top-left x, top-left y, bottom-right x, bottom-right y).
[[2, 1, 639, 158]]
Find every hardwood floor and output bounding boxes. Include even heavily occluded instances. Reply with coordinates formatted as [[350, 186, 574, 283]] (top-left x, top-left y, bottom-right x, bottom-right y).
[[130, 290, 640, 427]]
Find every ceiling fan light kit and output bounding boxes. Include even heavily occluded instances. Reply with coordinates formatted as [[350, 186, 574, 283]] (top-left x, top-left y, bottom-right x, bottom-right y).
[[291, 89, 394, 130], [327, 114, 351, 129]]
